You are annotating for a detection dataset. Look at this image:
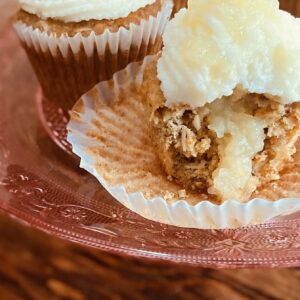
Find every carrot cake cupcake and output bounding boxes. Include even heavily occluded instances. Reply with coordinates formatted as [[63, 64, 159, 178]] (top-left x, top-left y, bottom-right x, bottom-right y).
[[143, 0, 300, 202], [13, 0, 173, 110]]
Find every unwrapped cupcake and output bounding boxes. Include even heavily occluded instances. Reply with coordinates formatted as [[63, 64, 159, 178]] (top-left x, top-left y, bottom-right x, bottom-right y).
[[67, 0, 300, 228], [143, 0, 300, 202], [13, 0, 173, 110]]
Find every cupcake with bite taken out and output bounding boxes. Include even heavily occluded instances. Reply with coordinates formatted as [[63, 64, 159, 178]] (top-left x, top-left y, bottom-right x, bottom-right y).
[[66, 0, 300, 229], [13, 0, 173, 110], [143, 0, 300, 202]]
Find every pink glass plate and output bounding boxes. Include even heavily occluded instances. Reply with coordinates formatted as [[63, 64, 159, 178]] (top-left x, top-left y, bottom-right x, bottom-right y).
[[36, 91, 77, 159], [2, 16, 300, 269]]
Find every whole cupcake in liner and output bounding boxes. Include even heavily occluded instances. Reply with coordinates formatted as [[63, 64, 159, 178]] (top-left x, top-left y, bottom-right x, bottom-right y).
[[13, 0, 173, 110], [67, 56, 300, 229]]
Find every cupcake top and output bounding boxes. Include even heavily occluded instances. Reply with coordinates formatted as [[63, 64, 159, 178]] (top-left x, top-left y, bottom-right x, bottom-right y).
[[157, 0, 300, 108], [19, 0, 156, 22]]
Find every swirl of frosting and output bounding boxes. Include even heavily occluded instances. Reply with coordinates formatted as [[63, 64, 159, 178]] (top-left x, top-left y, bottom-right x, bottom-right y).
[[158, 0, 300, 108], [19, 0, 156, 22]]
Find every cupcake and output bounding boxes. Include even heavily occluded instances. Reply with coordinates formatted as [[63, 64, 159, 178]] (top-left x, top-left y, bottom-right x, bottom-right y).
[[67, 0, 300, 228], [143, 0, 300, 202], [13, 0, 173, 110], [172, 0, 188, 17]]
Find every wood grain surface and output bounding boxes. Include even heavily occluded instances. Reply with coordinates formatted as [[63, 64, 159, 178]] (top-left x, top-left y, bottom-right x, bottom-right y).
[[0, 214, 300, 300], [1, 1, 300, 299]]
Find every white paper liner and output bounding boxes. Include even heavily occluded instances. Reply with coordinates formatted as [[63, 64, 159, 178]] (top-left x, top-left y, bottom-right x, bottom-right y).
[[67, 57, 300, 230], [13, 0, 173, 58]]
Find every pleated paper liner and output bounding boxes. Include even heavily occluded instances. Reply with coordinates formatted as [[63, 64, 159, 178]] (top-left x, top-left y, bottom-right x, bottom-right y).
[[67, 57, 300, 229], [13, 0, 173, 110]]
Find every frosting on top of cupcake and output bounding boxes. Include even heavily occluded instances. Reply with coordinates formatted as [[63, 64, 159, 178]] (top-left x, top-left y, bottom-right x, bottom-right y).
[[19, 0, 156, 22], [157, 0, 300, 108]]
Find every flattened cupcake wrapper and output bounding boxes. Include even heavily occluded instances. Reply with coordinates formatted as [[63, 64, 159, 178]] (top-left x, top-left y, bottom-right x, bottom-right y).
[[14, 0, 173, 58], [67, 56, 300, 230], [13, 0, 173, 110]]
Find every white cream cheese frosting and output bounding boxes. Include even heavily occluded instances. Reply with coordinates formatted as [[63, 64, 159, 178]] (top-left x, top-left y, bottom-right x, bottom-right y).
[[207, 96, 266, 201], [157, 0, 300, 108], [19, 0, 156, 22]]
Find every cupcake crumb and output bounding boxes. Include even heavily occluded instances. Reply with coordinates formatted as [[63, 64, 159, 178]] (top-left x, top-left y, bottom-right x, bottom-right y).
[[164, 191, 175, 201], [167, 175, 173, 182], [178, 189, 187, 199], [144, 192, 152, 198]]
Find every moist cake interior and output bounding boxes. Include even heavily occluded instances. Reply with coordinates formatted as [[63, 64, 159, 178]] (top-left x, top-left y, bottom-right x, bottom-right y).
[[143, 62, 300, 201]]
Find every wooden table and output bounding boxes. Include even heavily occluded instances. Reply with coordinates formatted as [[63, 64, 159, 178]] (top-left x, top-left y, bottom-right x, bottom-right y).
[[0, 214, 299, 300], [1, 1, 300, 299]]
